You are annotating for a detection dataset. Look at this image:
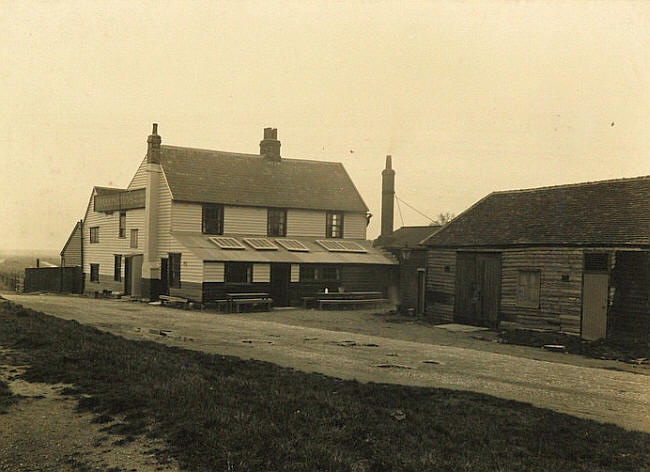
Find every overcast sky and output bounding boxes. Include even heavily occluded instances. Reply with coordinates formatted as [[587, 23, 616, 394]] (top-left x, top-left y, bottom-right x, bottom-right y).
[[2, 1, 650, 251]]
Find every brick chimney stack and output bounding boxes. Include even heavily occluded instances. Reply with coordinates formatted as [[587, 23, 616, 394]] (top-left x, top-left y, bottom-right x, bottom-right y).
[[260, 127, 281, 161], [147, 123, 162, 164], [381, 155, 395, 237]]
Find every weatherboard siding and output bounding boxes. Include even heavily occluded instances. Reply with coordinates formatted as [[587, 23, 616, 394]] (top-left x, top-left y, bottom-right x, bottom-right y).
[[169, 234, 203, 284], [343, 212, 367, 240], [82, 192, 146, 282], [253, 264, 271, 283], [500, 248, 584, 334], [224, 206, 267, 235], [171, 202, 202, 232], [286, 209, 325, 238], [61, 223, 82, 267], [156, 176, 173, 258], [127, 156, 148, 190], [203, 262, 225, 283], [425, 250, 456, 322]]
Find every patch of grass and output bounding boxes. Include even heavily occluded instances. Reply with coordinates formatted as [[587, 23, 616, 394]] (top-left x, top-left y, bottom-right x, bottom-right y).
[[0, 301, 649, 471], [498, 329, 650, 363]]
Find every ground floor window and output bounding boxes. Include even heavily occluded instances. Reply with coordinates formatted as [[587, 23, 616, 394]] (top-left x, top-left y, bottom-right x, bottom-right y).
[[225, 263, 252, 283], [517, 270, 540, 308], [114, 255, 121, 282], [169, 253, 181, 288], [90, 264, 99, 282], [299, 265, 340, 282]]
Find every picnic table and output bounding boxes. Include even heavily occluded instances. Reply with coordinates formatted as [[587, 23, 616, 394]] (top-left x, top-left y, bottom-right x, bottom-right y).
[[226, 292, 273, 313], [317, 291, 389, 310]]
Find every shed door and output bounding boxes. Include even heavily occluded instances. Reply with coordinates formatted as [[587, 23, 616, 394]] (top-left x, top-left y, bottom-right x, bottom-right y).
[[454, 252, 501, 327], [582, 273, 608, 340]]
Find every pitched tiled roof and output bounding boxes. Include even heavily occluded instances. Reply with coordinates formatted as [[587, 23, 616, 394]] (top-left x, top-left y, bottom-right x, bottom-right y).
[[423, 176, 650, 248], [374, 225, 441, 248], [159, 145, 368, 212]]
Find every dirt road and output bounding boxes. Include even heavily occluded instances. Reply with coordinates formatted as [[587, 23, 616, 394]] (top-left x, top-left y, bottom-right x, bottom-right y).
[[4, 293, 650, 433]]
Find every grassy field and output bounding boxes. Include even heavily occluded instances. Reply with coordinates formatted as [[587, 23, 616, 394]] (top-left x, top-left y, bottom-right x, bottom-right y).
[[0, 300, 648, 471]]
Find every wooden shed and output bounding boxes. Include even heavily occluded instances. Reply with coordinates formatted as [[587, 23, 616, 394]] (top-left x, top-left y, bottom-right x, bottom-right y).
[[422, 176, 650, 340]]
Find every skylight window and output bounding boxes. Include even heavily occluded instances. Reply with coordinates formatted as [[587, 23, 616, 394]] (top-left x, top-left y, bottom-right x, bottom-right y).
[[315, 240, 367, 253], [275, 239, 310, 252], [243, 238, 278, 250], [209, 236, 246, 250]]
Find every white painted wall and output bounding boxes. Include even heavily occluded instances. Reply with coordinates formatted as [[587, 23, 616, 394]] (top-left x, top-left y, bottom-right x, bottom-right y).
[[82, 190, 146, 278], [343, 212, 367, 240]]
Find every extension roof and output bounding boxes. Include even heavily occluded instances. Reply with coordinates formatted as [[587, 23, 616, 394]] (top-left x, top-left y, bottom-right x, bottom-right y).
[[375, 225, 441, 249], [159, 145, 369, 212], [422, 176, 650, 248]]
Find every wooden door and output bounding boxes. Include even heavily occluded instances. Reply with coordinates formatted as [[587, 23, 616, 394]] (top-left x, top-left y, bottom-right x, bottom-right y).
[[454, 252, 501, 327], [416, 269, 426, 314], [582, 273, 609, 340], [160, 258, 169, 296], [271, 264, 290, 307], [124, 258, 131, 295]]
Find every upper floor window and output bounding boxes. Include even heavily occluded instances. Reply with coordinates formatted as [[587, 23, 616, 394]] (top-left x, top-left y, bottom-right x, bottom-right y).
[[90, 227, 99, 244], [326, 212, 344, 238], [169, 253, 181, 288], [267, 208, 287, 237], [202, 204, 224, 235], [119, 211, 126, 238], [130, 229, 138, 248]]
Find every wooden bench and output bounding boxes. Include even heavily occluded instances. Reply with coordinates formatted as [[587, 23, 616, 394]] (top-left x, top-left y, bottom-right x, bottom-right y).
[[317, 291, 390, 310], [227, 293, 273, 313], [159, 294, 191, 308]]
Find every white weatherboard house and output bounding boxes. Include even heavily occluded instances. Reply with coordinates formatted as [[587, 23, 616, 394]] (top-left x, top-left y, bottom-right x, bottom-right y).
[[61, 125, 397, 305]]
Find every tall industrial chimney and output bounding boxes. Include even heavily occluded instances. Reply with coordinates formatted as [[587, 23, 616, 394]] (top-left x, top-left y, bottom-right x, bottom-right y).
[[381, 155, 395, 237]]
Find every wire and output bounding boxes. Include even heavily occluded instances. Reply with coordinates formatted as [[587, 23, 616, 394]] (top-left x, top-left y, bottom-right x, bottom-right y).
[[395, 195, 436, 223], [395, 195, 405, 227]]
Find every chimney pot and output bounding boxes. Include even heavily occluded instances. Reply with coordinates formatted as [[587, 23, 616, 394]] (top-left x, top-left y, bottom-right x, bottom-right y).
[[147, 123, 162, 164], [152, 123, 158, 135]]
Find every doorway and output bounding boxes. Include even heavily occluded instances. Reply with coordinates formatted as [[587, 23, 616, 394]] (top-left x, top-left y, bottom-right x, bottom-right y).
[[582, 253, 609, 340], [270, 263, 290, 307], [416, 269, 426, 314], [124, 258, 131, 295], [454, 252, 502, 327], [160, 258, 169, 296]]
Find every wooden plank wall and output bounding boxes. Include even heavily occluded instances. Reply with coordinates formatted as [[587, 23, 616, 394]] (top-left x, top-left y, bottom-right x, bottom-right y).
[[343, 212, 367, 240], [500, 248, 583, 334], [61, 223, 82, 267], [425, 250, 456, 322], [287, 209, 325, 238]]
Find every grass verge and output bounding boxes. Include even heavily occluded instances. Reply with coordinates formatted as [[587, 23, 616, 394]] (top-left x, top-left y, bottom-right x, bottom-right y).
[[498, 329, 650, 363], [0, 300, 648, 471]]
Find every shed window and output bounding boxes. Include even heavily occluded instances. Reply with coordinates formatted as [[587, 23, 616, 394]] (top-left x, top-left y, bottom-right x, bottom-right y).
[[168, 253, 181, 288], [326, 212, 344, 238], [267, 208, 287, 237], [517, 270, 540, 308], [130, 229, 138, 248], [225, 263, 252, 283], [202, 204, 224, 235], [119, 211, 126, 238], [585, 253, 609, 272], [114, 255, 122, 282], [90, 264, 99, 282], [90, 227, 99, 244]]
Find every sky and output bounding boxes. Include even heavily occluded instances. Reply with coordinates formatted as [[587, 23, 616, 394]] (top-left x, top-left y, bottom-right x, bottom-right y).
[[2, 0, 650, 251]]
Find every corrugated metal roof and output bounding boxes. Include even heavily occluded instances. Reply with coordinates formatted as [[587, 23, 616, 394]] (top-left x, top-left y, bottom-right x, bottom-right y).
[[423, 175, 650, 248], [159, 145, 368, 212], [172, 232, 398, 265]]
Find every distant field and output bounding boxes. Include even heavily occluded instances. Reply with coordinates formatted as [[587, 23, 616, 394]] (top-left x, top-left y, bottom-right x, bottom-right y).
[[1, 300, 648, 472]]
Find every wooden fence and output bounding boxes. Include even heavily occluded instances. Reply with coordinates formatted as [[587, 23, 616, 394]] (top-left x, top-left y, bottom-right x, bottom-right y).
[[23, 266, 83, 294]]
